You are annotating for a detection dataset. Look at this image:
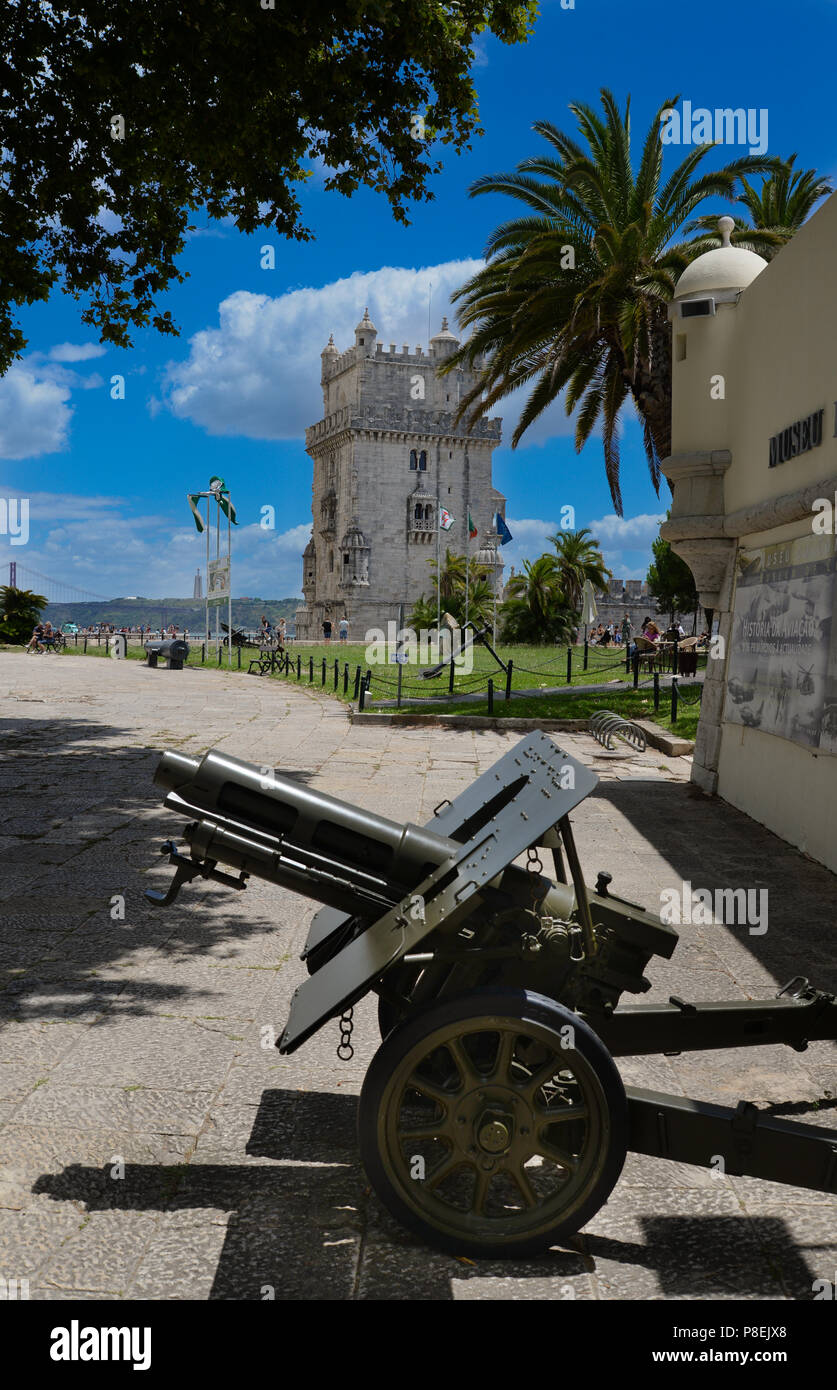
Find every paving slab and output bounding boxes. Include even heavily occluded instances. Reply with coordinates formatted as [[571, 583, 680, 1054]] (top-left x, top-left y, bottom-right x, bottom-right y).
[[0, 650, 834, 1302]]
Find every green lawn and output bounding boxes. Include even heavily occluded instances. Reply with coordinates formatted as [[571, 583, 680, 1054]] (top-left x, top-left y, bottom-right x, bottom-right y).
[[2, 636, 701, 739], [392, 685, 702, 741]]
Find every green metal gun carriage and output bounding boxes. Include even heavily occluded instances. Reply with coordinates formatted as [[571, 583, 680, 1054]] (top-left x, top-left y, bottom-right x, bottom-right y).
[[146, 733, 837, 1258]]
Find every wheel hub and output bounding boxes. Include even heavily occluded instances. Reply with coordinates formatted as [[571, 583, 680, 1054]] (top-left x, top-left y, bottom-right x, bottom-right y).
[[477, 1114, 512, 1154]]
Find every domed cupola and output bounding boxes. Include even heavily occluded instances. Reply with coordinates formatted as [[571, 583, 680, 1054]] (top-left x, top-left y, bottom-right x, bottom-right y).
[[673, 217, 768, 318], [354, 307, 377, 350], [429, 315, 459, 358]]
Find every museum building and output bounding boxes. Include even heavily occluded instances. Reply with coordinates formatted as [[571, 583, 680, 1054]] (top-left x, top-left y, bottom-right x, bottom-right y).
[[664, 199, 837, 871]]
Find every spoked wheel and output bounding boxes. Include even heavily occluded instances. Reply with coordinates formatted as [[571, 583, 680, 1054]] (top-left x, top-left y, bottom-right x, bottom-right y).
[[376, 960, 427, 1039], [359, 988, 627, 1259]]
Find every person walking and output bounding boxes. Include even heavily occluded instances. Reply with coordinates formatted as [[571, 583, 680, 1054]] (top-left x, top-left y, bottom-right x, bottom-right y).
[[338, 616, 349, 643], [322, 618, 332, 644]]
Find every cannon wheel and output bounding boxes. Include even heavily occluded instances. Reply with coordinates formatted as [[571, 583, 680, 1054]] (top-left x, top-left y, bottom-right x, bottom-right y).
[[358, 988, 627, 1259]]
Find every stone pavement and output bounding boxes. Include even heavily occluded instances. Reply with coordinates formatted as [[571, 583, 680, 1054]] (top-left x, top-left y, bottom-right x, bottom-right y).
[[0, 651, 834, 1301]]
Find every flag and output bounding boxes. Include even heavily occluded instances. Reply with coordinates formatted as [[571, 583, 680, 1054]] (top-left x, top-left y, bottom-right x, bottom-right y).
[[494, 513, 513, 545], [209, 476, 237, 526], [439, 508, 454, 531], [468, 512, 478, 540], [188, 478, 238, 533], [187, 494, 206, 533]]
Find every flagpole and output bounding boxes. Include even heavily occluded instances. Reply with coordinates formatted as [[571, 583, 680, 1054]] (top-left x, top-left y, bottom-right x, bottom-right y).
[[227, 497, 232, 669], [436, 502, 441, 636], [205, 495, 210, 644], [465, 523, 470, 631]]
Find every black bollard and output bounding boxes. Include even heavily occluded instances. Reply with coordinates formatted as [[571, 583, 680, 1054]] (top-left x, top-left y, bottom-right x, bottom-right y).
[[237, 646, 241, 670], [333, 659, 339, 690], [566, 647, 572, 684], [296, 655, 301, 680], [309, 656, 314, 683], [583, 639, 588, 671], [671, 676, 679, 724], [449, 658, 455, 695], [353, 665, 361, 700], [505, 658, 513, 701], [321, 657, 326, 686], [487, 678, 494, 716], [653, 671, 660, 710], [633, 653, 639, 689], [201, 643, 205, 664], [343, 663, 349, 694]]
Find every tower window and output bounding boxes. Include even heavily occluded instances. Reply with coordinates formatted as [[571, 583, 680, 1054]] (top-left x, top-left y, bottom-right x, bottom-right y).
[[329, 550, 334, 572], [409, 449, 417, 470], [419, 450, 427, 471]]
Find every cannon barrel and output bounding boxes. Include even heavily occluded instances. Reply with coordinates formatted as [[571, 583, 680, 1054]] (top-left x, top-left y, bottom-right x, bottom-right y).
[[154, 748, 463, 917]]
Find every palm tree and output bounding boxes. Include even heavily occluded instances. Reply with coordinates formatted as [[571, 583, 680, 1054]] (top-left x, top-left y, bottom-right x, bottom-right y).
[[428, 548, 467, 608], [442, 90, 784, 512], [407, 595, 439, 631], [500, 556, 574, 644], [0, 586, 48, 644], [464, 576, 496, 629], [548, 528, 610, 610], [686, 154, 832, 259]]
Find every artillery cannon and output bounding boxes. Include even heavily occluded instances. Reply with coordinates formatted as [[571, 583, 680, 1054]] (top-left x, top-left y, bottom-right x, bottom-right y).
[[146, 733, 837, 1258], [144, 637, 190, 670]]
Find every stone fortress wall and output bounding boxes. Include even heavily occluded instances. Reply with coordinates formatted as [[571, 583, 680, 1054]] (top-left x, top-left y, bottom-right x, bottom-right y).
[[295, 310, 506, 641]]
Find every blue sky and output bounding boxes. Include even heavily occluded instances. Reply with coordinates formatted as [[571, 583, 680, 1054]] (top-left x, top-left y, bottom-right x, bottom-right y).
[[2, 0, 836, 604]]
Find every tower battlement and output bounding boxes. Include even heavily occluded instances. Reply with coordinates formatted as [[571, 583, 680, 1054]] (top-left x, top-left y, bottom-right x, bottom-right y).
[[297, 311, 506, 641]]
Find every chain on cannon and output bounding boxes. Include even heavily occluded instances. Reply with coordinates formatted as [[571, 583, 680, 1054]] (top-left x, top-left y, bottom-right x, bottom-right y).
[[145, 733, 837, 1260], [336, 1008, 354, 1061]]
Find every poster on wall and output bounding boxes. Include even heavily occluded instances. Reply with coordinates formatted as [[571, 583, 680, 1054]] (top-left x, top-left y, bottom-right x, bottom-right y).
[[725, 539, 837, 751]]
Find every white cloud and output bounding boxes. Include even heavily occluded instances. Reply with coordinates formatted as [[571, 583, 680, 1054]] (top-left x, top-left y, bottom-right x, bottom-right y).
[[588, 512, 666, 547], [160, 258, 586, 447], [162, 261, 488, 440], [0, 364, 73, 459], [1, 503, 309, 601], [497, 512, 663, 585], [48, 342, 107, 363]]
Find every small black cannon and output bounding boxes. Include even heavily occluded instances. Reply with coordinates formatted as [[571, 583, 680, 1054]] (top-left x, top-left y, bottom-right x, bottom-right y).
[[146, 733, 837, 1258], [144, 638, 190, 670]]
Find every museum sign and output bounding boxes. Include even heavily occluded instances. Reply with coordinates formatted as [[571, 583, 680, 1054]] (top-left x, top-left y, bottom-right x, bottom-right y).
[[768, 407, 824, 468]]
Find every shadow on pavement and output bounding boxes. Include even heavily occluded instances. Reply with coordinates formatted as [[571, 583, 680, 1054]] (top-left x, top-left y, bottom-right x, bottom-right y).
[[31, 1089, 818, 1300], [0, 716, 310, 1025]]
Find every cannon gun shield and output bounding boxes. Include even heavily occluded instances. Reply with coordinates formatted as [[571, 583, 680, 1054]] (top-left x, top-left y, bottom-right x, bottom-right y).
[[279, 733, 596, 1052]]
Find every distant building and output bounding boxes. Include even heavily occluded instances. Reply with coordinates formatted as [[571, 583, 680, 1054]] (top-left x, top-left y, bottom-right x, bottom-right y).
[[294, 310, 506, 640]]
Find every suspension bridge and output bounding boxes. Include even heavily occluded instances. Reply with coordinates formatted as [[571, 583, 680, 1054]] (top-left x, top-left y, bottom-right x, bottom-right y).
[[1, 560, 112, 604]]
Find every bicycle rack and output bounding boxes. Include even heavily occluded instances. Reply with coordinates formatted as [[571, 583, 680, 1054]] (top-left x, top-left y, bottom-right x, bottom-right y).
[[589, 709, 647, 752]]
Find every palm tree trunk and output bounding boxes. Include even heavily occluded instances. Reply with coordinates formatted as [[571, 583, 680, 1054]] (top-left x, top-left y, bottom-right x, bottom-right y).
[[631, 313, 672, 471]]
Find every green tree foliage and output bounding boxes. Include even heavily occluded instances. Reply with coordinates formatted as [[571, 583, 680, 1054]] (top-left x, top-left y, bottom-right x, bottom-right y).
[[0, 0, 536, 372], [499, 556, 574, 644], [443, 90, 796, 511], [0, 586, 47, 643], [547, 528, 610, 610], [687, 154, 832, 259], [646, 535, 698, 627], [411, 548, 495, 627]]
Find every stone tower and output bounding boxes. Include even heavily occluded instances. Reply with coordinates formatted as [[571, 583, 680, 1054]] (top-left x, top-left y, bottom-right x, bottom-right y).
[[295, 310, 505, 640]]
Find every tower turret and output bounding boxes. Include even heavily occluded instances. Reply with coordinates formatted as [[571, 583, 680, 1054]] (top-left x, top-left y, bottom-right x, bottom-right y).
[[355, 308, 377, 352]]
